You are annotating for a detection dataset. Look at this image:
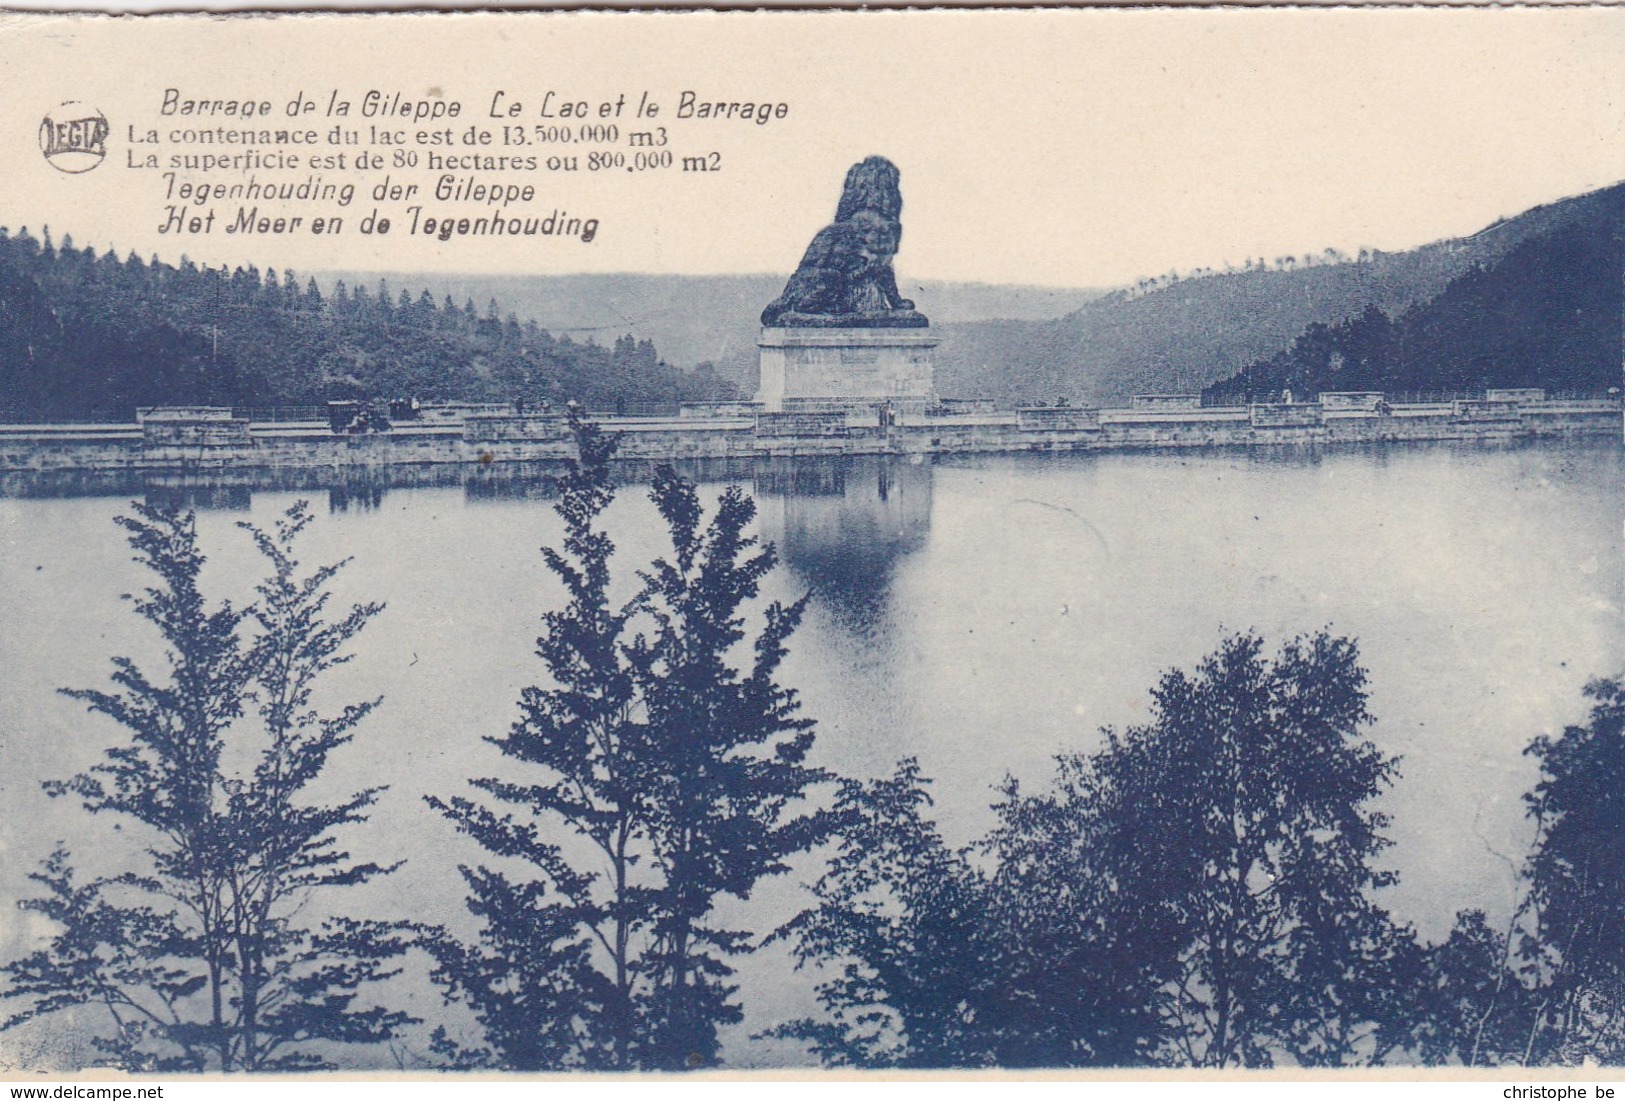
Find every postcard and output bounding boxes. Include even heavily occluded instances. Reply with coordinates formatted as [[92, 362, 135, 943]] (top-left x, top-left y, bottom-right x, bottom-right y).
[[0, 7, 1621, 1079]]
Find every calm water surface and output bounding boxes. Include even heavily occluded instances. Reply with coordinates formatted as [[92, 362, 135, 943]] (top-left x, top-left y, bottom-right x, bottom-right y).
[[1, 439, 1620, 1066]]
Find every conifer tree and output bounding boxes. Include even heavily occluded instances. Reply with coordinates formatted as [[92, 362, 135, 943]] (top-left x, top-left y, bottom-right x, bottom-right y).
[[428, 412, 827, 1070]]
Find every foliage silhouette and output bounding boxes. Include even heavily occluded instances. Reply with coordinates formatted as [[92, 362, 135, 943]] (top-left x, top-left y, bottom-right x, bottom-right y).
[[1412, 909, 1539, 1067], [0, 502, 415, 1071], [997, 632, 1413, 1067], [770, 760, 1000, 1067], [1518, 678, 1625, 1063], [428, 410, 829, 1070], [780, 631, 1414, 1068], [1427, 678, 1625, 1066]]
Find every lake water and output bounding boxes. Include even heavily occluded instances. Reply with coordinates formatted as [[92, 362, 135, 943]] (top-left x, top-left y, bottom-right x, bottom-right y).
[[1, 437, 1621, 1067]]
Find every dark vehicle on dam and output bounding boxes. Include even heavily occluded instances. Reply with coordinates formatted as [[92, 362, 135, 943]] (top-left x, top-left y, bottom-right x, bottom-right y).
[[327, 399, 407, 435]]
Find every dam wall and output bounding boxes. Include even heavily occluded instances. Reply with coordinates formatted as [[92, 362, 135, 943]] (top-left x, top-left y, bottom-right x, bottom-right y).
[[0, 396, 1616, 473]]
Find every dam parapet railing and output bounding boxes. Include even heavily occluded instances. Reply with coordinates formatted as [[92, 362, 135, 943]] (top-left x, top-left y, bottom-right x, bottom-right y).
[[0, 389, 1618, 472]]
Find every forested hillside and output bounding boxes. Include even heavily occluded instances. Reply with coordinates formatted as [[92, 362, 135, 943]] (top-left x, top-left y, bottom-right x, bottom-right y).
[[0, 227, 735, 420], [1204, 187, 1625, 401], [937, 183, 1625, 406], [6, 179, 1619, 420]]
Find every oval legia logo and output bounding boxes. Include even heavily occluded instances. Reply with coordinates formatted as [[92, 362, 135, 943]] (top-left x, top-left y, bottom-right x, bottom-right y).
[[39, 102, 109, 173]]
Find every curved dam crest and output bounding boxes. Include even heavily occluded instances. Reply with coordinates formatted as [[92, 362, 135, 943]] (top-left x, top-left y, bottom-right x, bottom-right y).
[[0, 390, 1617, 475]]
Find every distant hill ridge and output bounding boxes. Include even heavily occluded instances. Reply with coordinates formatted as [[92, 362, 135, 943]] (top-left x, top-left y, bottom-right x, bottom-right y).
[[311, 272, 1108, 384], [332, 183, 1624, 406]]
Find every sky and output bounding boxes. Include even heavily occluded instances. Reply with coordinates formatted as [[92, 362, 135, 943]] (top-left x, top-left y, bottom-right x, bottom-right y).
[[4, 8, 1625, 289]]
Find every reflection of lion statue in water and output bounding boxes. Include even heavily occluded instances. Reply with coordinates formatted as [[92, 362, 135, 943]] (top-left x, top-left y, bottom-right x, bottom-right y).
[[761, 156, 928, 328]]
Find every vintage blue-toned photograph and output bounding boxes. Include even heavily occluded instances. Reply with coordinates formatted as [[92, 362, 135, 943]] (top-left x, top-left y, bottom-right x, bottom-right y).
[[0, 8, 1622, 1075]]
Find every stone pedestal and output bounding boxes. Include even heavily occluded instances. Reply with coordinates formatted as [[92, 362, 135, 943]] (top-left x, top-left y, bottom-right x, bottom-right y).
[[756, 327, 937, 414]]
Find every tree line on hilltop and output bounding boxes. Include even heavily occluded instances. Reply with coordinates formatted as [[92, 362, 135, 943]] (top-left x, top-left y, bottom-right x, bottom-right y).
[[4, 419, 1625, 1070], [0, 226, 738, 421]]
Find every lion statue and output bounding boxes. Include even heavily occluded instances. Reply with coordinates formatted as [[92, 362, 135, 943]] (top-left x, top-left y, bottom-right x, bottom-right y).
[[761, 156, 928, 328]]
